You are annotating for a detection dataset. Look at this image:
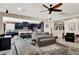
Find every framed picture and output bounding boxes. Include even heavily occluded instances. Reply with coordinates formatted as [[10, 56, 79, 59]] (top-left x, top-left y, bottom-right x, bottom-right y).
[[59, 24, 63, 30], [69, 23, 75, 31], [54, 23, 58, 30], [63, 24, 64, 30], [78, 22, 79, 30]]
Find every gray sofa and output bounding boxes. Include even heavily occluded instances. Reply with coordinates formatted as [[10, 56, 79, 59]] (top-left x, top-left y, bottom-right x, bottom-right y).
[[11, 32, 56, 55], [13, 36, 42, 55], [34, 32, 56, 47]]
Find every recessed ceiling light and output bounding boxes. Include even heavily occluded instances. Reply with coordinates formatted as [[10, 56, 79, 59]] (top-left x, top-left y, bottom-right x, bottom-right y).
[[17, 7, 22, 11]]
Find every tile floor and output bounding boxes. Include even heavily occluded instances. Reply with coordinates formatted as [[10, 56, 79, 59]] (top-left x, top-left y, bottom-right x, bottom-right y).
[[58, 37, 79, 49], [39, 37, 79, 55]]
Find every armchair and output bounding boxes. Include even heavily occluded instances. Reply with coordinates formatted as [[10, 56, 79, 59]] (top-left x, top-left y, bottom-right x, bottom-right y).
[[65, 33, 75, 42]]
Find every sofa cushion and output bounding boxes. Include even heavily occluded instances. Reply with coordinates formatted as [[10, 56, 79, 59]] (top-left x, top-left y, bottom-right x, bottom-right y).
[[37, 35, 52, 39]]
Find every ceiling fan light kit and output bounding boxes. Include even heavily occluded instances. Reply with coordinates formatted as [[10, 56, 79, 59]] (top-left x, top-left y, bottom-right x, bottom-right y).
[[6, 9, 8, 14]]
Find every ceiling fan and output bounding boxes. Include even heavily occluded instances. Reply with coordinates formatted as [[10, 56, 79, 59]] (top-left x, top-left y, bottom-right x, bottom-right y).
[[41, 3, 63, 14]]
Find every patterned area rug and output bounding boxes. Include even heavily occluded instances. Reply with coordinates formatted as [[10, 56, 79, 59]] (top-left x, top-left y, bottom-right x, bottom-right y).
[[40, 43, 79, 55]]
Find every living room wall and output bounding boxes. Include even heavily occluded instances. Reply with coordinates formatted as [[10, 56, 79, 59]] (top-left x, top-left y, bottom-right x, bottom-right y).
[[0, 15, 4, 35], [44, 19, 51, 34], [52, 21, 64, 38], [44, 19, 64, 38], [64, 18, 79, 35]]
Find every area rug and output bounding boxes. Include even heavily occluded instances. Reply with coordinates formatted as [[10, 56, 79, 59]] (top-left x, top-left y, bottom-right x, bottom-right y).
[[40, 43, 79, 55]]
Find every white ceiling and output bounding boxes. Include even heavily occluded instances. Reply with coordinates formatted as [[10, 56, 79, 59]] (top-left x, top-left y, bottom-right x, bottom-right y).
[[0, 3, 79, 21]]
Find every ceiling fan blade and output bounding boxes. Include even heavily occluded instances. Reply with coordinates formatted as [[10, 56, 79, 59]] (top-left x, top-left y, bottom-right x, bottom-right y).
[[53, 3, 63, 9], [40, 10, 48, 12], [42, 4, 49, 9], [53, 9, 62, 12]]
